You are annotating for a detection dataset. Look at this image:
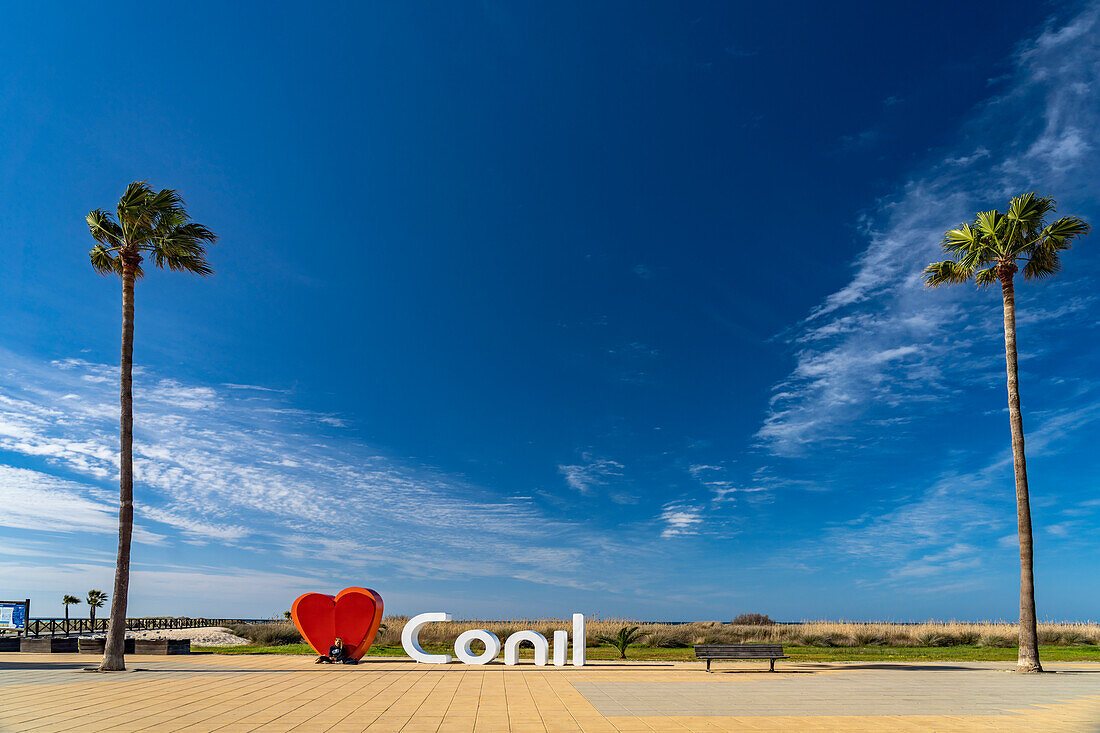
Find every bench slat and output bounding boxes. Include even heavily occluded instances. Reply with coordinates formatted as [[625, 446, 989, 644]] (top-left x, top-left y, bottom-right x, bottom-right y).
[[694, 644, 785, 659]]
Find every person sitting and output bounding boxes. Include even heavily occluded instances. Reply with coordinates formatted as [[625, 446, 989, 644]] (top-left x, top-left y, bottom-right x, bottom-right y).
[[330, 636, 359, 664], [328, 637, 346, 663], [314, 637, 345, 664]]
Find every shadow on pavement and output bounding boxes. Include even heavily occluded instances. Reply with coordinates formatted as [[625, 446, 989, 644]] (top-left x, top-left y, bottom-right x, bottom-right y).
[[0, 661, 91, 671], [710, 668, 817, 674], [795, 663, 1007, 672]]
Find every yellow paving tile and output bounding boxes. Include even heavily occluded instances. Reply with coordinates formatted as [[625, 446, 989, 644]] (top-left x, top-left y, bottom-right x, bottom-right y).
[[1, 654, 1099, 732]]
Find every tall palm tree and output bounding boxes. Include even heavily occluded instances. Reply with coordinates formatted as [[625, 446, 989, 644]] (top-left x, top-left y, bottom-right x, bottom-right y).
[[62, 595, 81, 636], [924, 192, 1090, 673], [87, 181, 217, 671], [86, 589, 108, 630]]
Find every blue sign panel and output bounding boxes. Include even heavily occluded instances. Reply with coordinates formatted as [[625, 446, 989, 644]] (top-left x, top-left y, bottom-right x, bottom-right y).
[[0, 601, 27, 631]]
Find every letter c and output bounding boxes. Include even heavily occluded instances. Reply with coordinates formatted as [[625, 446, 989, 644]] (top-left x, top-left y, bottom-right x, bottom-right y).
[[402, 612, 452, 663]]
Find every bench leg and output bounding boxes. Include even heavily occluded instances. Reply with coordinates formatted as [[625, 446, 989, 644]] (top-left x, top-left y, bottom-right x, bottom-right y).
[[769, 658, 776, 673], [706, 659, 711, 673]]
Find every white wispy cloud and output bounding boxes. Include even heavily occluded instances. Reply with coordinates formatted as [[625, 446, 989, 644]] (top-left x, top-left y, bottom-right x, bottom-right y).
[[0, 349, 637, 592], [756, 4, 1100, 457], [944, 147, 990, 166], [688, 463, 739, 502], [659, 502, 704, 538], [0, 465, 165, 543], [819, 396, 1100, 585], [558, 453, 625, 495]]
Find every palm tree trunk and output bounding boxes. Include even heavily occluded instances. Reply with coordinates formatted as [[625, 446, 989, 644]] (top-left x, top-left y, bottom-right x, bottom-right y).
[[64, 606, 69, 637], [100, 260, 137, 671], [1000, 275, 1042, 674]]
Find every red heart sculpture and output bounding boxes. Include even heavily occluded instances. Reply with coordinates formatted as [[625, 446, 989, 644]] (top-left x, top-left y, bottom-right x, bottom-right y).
[[291, 587, 384, 661]]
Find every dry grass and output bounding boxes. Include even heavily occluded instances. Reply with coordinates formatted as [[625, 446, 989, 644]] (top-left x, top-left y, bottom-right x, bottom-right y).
[[227, 618, 1100, 649], [378, 617, 1100, 649], [226, 622, 302, 646]]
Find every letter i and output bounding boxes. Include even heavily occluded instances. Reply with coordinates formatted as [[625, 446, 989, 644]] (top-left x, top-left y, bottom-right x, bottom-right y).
[[571, 613, 586, 667], [553, 630, 567, 666]]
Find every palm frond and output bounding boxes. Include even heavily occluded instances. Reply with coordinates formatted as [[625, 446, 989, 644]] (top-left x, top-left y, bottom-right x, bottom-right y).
[[1020, 216, 1090, 280], [116, 181, 155, 236], [942, 222, 997, 271], [1041, 215, 1091, 243], [151, 222, 218, 276], [974, 210, 1005, 243], [942, 223, 980, 254], [89, 245, 123, 276], [1023, 249, 1062, 280], [86, 209, 123, 247], [973, 266, 999, 287], [923, 260, 973, 288], [145, 187, 186, 216], [1006, 192, 1054, 231]]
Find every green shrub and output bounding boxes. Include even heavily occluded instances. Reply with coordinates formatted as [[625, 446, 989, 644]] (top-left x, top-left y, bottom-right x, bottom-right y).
[[853, 630, 888, 646], [978, 633, 1014, 648], [1057, 630, 1091, 646], [915, 630, 951, 647], [792, 633, 841, 648], [952, 630, 981, 646]]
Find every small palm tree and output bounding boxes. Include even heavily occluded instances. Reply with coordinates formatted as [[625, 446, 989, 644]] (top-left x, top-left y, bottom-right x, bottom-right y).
[[86, 590, 108, 630], [62, 595, 81, 636], [87, 181, 217, 671], [924, 192, 1090, 674], [596, 625, 643, 660]]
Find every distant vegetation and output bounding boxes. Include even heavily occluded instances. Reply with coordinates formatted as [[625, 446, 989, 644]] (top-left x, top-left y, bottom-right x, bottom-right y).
[[227, 622, 303, 646], [223, 617, 1100, 651]]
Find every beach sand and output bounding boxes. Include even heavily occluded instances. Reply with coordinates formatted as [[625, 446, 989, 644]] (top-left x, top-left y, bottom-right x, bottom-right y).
[[122, 626, 250, 646]]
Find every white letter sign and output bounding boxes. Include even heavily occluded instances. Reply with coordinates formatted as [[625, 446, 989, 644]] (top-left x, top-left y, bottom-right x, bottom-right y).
[[503, 630, 549, 666], [399, 613, 586, 667], [402, 612, 452, 664], [454, 629, 501, 665]]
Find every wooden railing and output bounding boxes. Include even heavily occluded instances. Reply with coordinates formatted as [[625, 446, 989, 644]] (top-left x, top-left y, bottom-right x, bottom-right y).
[[20, 617, 270, 637]]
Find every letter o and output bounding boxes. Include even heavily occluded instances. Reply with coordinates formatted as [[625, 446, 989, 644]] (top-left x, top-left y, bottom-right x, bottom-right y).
[[454, 629, 501, 665]]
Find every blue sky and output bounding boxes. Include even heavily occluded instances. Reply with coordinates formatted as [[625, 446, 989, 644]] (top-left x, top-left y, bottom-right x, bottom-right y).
[[2, 2, 1099, 620]]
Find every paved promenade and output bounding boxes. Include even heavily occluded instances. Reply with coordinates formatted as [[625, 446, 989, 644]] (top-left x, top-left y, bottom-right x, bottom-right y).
[[1, 654, 1098, 732]]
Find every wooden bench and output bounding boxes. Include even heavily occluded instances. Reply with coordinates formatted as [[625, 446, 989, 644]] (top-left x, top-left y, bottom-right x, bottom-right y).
[[694, 644, 788, 672]]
